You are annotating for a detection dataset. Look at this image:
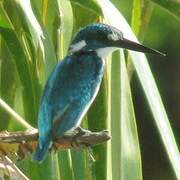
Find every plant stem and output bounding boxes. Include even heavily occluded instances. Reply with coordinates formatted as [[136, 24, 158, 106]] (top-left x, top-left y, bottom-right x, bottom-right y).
[[0, 98, 32, 129]]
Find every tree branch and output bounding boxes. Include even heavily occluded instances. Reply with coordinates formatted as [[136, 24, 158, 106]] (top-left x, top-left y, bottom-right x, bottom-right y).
[[0, 128, 111, 160]]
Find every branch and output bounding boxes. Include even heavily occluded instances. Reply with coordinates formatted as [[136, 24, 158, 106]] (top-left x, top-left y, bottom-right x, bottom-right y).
[[0, 128, 111, 160]]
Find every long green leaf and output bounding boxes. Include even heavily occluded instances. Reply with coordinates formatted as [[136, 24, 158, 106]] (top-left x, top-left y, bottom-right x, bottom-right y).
[[151, 0, 180, 19], [1, 1, 43, 125], [57, 0, 73, 58], [138, 0, 154, 41], [71, 150, 86, 180], [71, 2, 99, 31], [120, 50, 142, 180], [88, 75, 109, 180], [70, 0, 102, 15], [131, 0, 142, 36], [58, 150, 74, 180], [0, 27, 37, 126], [0, 41, 16, 130], [110, 51, 121, 180], [14, 0, 45, 55], [0, 3, 11, 28]]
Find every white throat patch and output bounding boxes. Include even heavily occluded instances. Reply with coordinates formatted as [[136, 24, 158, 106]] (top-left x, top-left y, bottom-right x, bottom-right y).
[[69, 40, 87, 54], [96, 47, 118, 58]]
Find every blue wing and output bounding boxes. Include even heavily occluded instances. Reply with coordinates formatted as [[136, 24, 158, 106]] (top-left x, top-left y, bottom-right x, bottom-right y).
[[34, 53, 104, 161]]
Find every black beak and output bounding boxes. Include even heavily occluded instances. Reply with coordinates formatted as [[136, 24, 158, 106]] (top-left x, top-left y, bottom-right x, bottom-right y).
[[114, 38, 166, 57]]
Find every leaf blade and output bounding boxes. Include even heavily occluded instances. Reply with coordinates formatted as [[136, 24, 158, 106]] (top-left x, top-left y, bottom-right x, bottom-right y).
[[120, 50, 142, 180]]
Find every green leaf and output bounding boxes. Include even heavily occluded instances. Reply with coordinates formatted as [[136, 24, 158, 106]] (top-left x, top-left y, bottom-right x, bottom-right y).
[[120, 50, 142, 180], [138, 0, 154, 41], [71, 2, 99, 31], [0, 27, 37, 126], [58, 150, 74, 180], [56, 0, 74, 58], [1, 0, 43, 125], [131, 0, 142, 36], [71, 150, 86, 180], [32, 0, 58, 80], [70, 0, 102, 15], [0, 4, 11, 28], [150, 0, 180, 19], [0, 41, 16, 130], [110, 51, 121, 180], [14, 0, 45, 53], [87, 76, 109, 180], [18, 155, 55, 180]]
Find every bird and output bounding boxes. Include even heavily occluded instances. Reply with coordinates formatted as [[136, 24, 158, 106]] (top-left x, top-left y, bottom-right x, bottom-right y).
[[33, 23, 165, 162]]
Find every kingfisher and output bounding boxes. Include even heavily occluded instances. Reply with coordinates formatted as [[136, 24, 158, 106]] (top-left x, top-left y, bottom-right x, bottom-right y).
[[33, 23, 165, 162]]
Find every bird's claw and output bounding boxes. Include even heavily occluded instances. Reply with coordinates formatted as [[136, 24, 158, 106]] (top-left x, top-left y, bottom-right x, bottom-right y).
[[75, 127, 91, 135], [71, 127, 91, 148]]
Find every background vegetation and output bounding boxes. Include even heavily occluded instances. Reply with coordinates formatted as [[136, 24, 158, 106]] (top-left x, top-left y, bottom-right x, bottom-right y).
[[0, 0, 180, 179]]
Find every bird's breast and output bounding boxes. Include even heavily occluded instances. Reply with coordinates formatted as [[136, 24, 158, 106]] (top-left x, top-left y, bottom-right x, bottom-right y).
[[70, 53, 105, 100]]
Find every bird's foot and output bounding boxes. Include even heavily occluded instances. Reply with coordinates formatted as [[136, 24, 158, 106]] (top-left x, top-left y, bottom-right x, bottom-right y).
[[75, 126, 91, 136], [71, 127, 91, 148]]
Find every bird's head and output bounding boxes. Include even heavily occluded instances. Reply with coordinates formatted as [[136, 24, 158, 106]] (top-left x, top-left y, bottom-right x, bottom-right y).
[[68, 23, 165, 58]]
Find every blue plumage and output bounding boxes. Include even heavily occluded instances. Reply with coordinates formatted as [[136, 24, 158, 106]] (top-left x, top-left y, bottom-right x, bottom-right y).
[[33, 51, 104, 161], [34, 23, 165, 162]]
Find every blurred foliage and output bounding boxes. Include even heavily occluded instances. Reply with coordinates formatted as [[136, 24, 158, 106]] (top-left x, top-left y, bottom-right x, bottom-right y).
[[150, 0, 180, 19]]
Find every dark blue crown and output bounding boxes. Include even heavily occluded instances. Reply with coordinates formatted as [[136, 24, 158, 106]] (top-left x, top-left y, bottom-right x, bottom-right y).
[[71, 23, 123, 44]]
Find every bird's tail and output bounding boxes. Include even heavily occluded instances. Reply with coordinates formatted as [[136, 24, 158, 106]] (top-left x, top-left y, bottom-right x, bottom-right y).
[[33, 137, 52, 162]]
